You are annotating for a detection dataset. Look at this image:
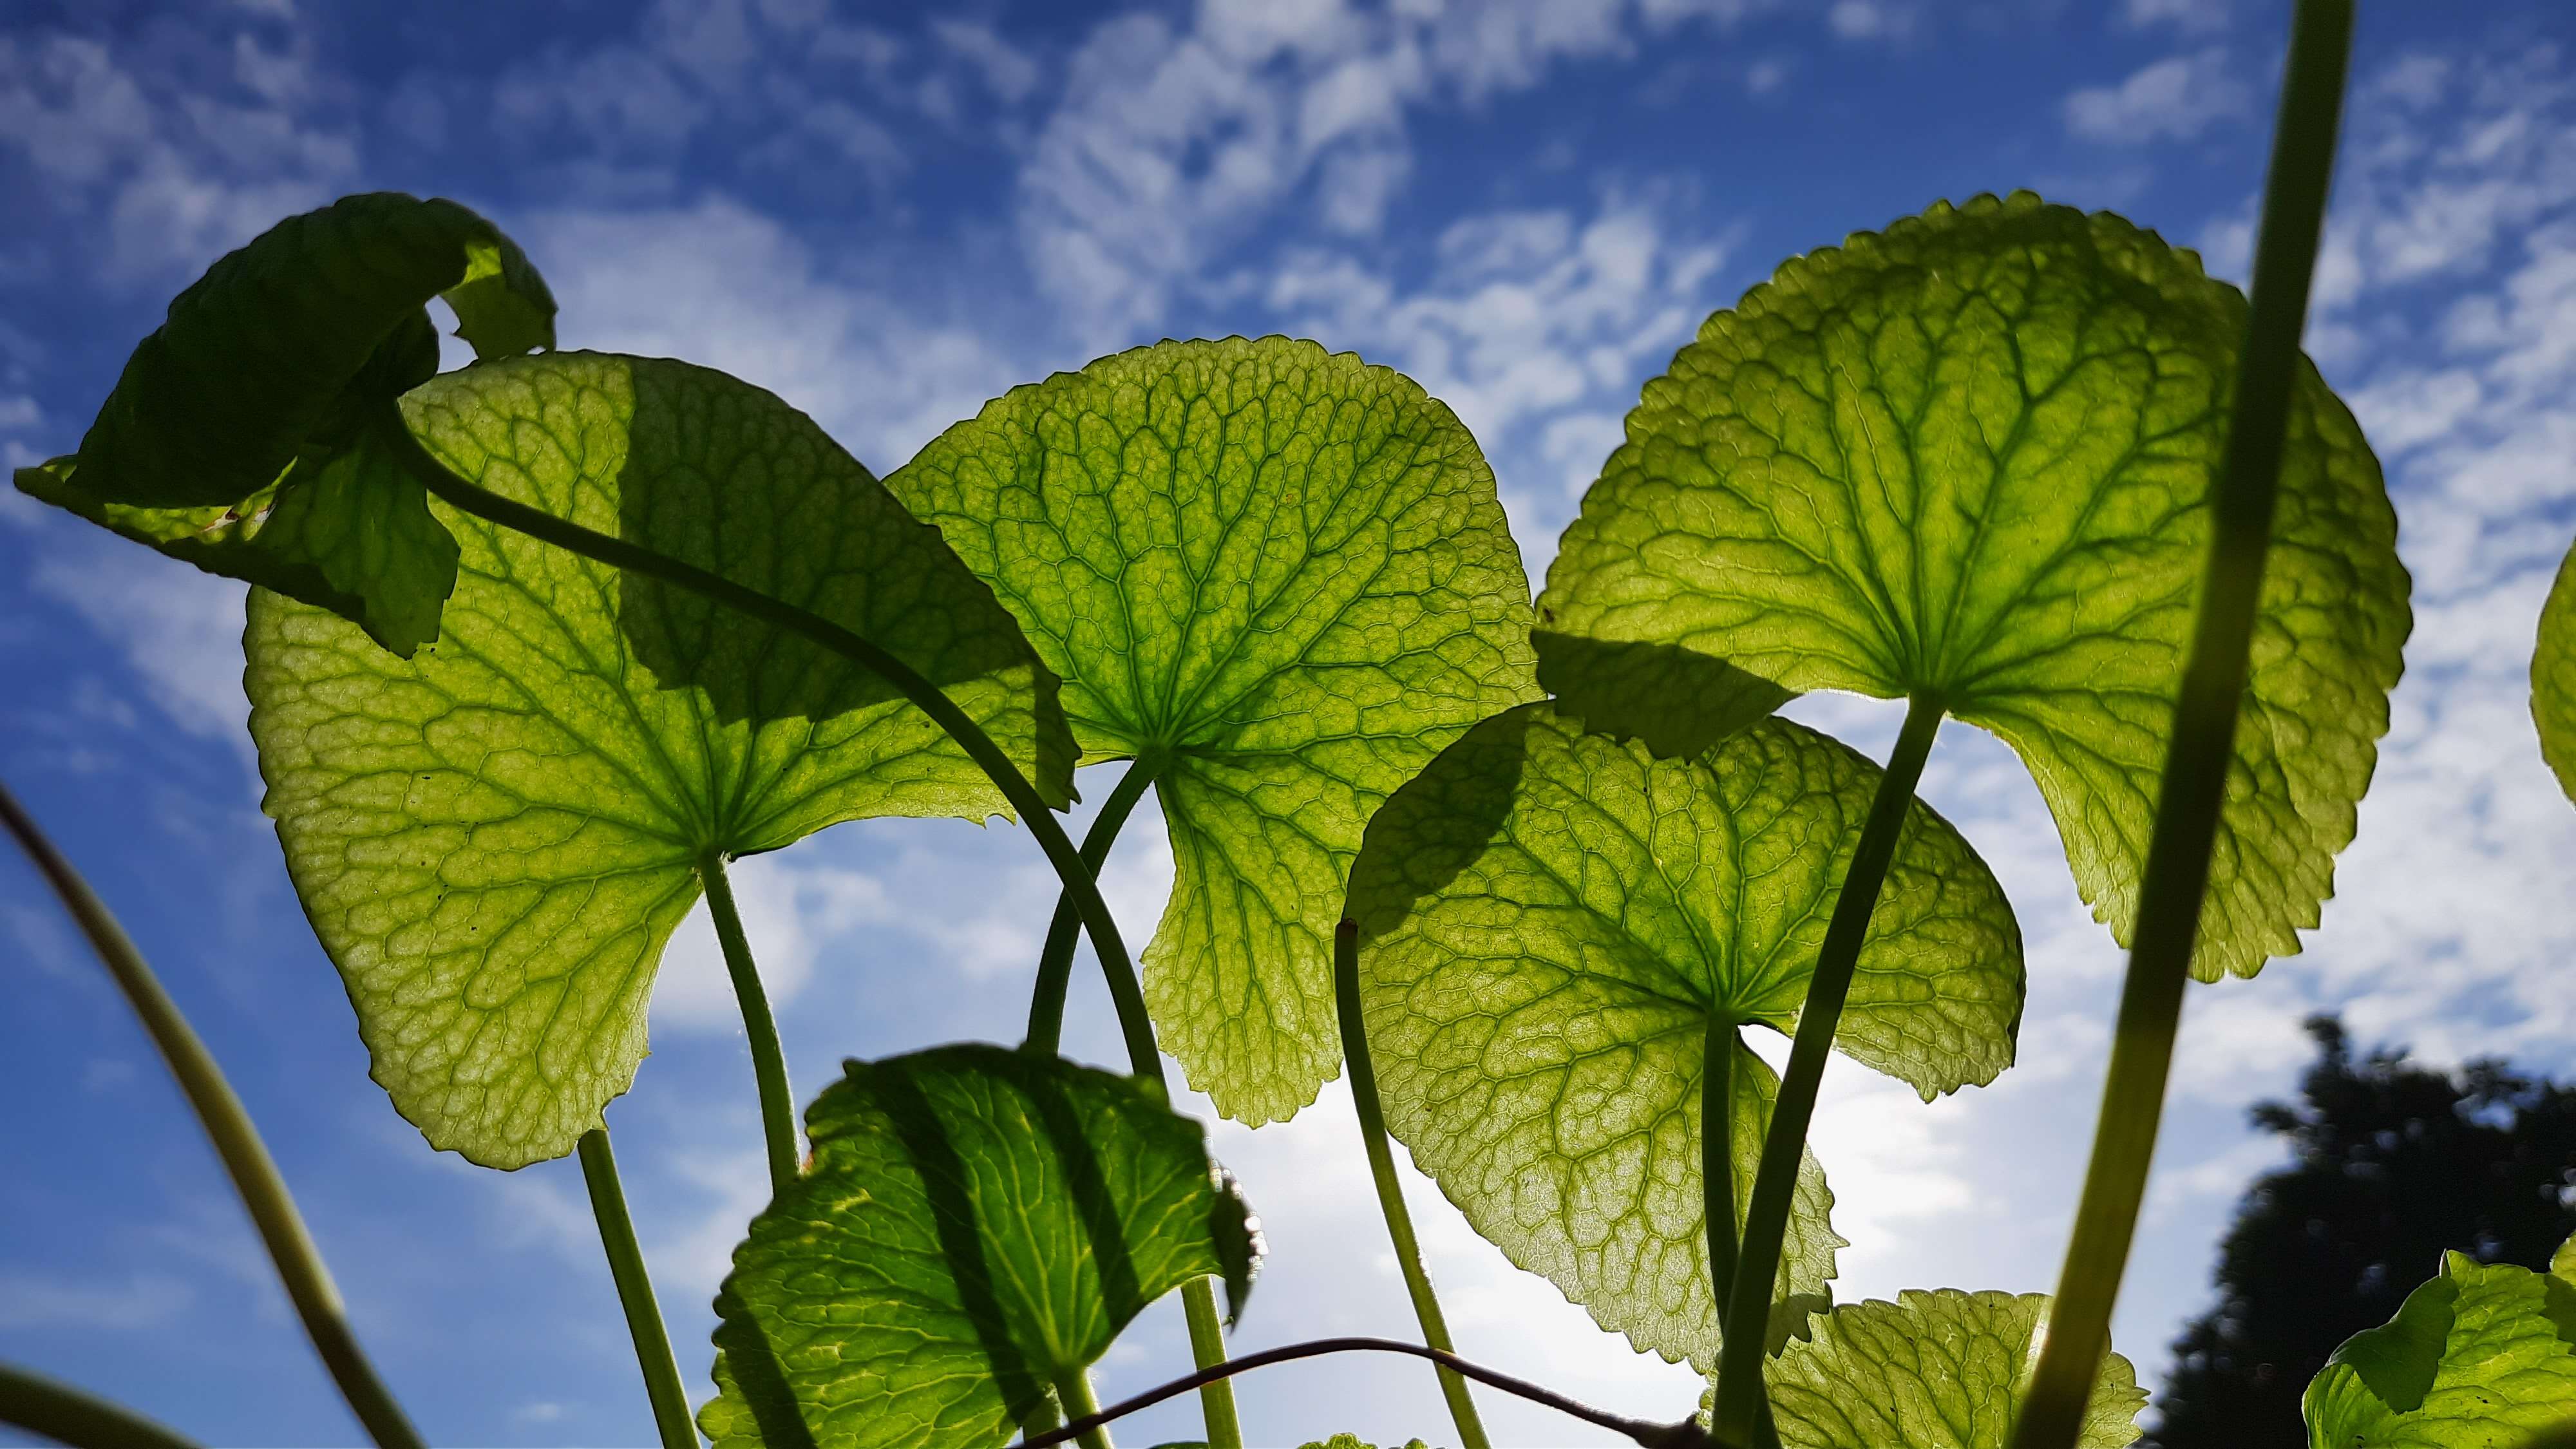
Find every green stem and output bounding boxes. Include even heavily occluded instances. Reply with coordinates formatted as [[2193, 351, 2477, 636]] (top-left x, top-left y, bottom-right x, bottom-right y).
[[387, 418, 1161, 1083], [1710, 696, 1944, 1445], [1026, 758, 1162, 1056], [2008, 4, 2354, 1444], [1334, 920, 1492, 1449], [1050, 1368, 1113, 1449], [0, 781, 425, 1449], [1180, 1286, 1243, 1449], [577, 1129, 695, 1449], [0, 1361, 200, 1449], [699, 851, 797, 1195], [1703, 1016, 1739, 1309]]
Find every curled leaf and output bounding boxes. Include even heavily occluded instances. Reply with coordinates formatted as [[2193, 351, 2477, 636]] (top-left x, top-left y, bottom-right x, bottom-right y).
[[701, 1045, 1260, 1449]]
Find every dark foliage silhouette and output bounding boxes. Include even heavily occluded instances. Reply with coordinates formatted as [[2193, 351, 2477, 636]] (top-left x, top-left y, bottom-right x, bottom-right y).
[[2148, 1016, 2576, 1446]]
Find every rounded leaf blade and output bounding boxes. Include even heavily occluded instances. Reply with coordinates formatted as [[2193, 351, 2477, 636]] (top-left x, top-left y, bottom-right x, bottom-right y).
[[1540, 191, 2411, 982], [244, 352, 1072, 1168], [1345, 703, 2023, 1364], [886, 336, 1540, 1124]]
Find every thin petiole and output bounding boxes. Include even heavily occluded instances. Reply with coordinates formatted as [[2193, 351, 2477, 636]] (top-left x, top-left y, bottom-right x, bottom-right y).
[[699, 851, 798, 1195], [2007, 2, 2356, 1444], [1051, 1369, 1115, 1449], [1, 1359, 203, 1449], [1709, 695, 1944, 1446], [576, 1129, 696, 1449], [0, 781, 426, 1449], [1026, 757, 1162, 1057], [1010, 1336, 1709, 1449], [1703, 1016, 1740, 1307], [1333, 919, 1491, 1449]]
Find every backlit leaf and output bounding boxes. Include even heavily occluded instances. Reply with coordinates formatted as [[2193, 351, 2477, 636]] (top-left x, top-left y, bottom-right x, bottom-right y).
[[1760, 1290, 2145, 1448], [886, 336, 1539, 1124], [2535, 538, 2576, 806], [2303, 1244, 2576, 1448], [1540, 191, 2411, 981], [1345, 702, 2023, 1364], [243, 352, 1070, 1168], [14, 194, 556, 654], [700, 1045, 1260, 1449]]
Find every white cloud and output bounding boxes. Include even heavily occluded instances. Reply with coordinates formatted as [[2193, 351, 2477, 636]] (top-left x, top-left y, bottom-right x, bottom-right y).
[[0, 28, 352, 279], [0, 1268, 192, 1330], [1017, 0, 1825, 339], [2125, 0, 2231, 33], [652, 855, 891, 1032], [28, 542, 249, 741], [931, 18, 1042, 104], [1264, 194, 1726, 547], [2065, 46, 2251, 144]]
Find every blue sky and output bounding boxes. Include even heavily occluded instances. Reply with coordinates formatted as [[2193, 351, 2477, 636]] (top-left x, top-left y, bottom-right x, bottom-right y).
[[4, 1, 2574, 1444]]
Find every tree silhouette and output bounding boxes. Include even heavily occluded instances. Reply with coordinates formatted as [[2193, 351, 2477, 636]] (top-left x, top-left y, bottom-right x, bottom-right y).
[[2147, 1015, 2576, 1446]]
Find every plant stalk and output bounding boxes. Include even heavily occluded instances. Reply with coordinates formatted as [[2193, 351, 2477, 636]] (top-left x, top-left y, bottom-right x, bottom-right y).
[[1709, 696, 1944, 1444], [0, 781, 426, 1449], [1026, 758, 1162, 1056], [576, 1129, 695, 1449], [698, 851, 798, 1195], [2008, 3, 2355, 1444], [1050, 1370, 1113, 1449], [1334, 919, 1492, 1449], [385, 417, 1160, 1083], [1703, 1016, 1739, 1307], [0, 1361, 202, 1449], [1011, 1337, 1707, 1449]]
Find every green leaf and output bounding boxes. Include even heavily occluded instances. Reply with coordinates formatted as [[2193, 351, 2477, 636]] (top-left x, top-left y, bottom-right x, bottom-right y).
[[243, 352, 1073, 1168], [886, 336, 1540, 1124], [2304, 1246, 2576, 1448], [14, 194, 557, 655], [699, 1045, 1260, 1449], [1539, 191, 2412, 981], [1345, 702, 2024, 1364], [2535, 538, 2576, 806], [1756, 1290, 2145, 1448], [1294, 1437, 1428, 1449], [1531, 627, 1797, 759]]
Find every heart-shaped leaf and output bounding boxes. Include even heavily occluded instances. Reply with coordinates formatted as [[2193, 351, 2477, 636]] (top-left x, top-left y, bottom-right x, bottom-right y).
[[1539, 191, 2411, 981], [1345, 702, 2022, 1364], [13, 193, 556, 654], [701, 1045, 1260, 1449], [244, 352, 1072, 1168], [886, 336, 1540, 1124], [1757, 1290, 2145, 1448]]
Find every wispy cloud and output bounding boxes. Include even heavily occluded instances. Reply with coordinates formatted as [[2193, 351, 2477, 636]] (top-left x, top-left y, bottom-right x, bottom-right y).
[[2065, 46, 2251, 144]]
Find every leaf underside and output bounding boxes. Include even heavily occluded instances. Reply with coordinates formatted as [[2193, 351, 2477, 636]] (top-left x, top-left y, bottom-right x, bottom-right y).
[[1760, 1289, 2146, 1448], [2535, 538, 2576, 806], [2303, 1244, 2576, 1448], [701, 1045, 1260, 1449], [15, 193, 557, 654], [243, 352, 1070, 1168], [1540, 189, 2412, 983], [887, 335, 1540, 1125], [1346, 702, 2025, 1365]]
